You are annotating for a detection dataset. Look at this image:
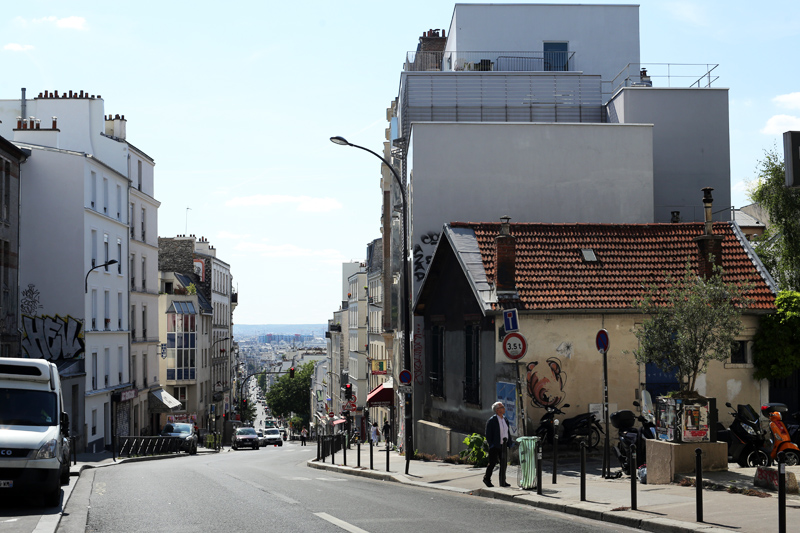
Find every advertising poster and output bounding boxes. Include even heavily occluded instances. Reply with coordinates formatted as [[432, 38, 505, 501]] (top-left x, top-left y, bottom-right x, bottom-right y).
[[496, 381, 518, 435]]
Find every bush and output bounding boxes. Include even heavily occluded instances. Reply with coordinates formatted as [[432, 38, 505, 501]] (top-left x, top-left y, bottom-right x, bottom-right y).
[[459, 433, 489, 467]]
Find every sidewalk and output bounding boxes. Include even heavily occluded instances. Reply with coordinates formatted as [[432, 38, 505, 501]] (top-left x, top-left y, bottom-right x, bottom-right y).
[[307, 442, 800, 533]]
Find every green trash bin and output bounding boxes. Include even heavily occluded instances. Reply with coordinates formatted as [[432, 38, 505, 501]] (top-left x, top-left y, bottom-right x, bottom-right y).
[[517, 436, 539, 489]]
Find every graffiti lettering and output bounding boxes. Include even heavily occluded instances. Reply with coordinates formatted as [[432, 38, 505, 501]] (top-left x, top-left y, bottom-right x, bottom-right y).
[[413, 231, 441, 283], [20, 284, 42, 315], [21, 315, 85, 361], [420, 232, 440, 246], [526, 357, 567, 409]]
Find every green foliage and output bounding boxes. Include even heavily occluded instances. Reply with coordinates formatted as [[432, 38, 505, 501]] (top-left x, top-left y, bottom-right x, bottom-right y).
[[750, 148, 800, 291], [459, 433, 489, 467], [631, 261, 753, 393], [752, 291, 800, 380], [264, 362, 315, 429], [239, 399, 257, 424], [186, 283, 197, 295]]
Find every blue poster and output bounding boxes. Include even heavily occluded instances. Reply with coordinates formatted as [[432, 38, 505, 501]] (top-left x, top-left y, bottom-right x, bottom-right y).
[[496, 381, 518, 435]]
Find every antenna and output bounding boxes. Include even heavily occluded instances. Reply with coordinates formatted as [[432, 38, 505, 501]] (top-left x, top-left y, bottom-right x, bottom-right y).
[[185, 207, 191, 233]]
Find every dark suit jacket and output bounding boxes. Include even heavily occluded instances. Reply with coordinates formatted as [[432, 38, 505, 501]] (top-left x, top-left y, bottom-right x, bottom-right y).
[[485, 414, 513, 450]]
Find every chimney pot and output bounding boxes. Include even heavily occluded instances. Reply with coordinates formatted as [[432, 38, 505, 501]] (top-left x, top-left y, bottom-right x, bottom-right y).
[[495, 216, 516, 292]]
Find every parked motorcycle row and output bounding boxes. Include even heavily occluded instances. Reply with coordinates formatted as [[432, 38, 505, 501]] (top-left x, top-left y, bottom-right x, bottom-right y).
[[537, 392, 800, 474]]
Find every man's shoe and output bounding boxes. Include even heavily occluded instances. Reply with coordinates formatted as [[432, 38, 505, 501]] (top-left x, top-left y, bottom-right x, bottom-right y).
[[483, 478, 494, 488], [499, 482, 511, 487]]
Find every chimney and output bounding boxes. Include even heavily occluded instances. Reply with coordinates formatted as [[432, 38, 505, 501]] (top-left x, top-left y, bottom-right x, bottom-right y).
[[693, 187, 724, 279], [495, 215, 516, 292]]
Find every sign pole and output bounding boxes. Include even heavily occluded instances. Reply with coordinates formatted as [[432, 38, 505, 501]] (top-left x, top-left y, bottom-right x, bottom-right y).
[[595, 329, 611, 479]]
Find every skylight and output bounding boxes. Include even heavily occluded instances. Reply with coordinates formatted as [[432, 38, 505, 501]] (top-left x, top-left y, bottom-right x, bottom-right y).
[[580, 248, 598, 262]]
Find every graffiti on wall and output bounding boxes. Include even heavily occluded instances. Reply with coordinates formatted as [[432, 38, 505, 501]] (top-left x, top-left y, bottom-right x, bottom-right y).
[[20, 284, 42, 315], [21, 314, 85, 361], [413, 231, 440, 282], [413, 316, 424, 384], [526, 357, 567, 409]]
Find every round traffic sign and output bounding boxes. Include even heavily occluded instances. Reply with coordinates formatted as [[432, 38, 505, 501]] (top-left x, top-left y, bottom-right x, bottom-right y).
[[596, 329, 610, 354], [399, 369, 412, 384], [502, 332, 527, 360]]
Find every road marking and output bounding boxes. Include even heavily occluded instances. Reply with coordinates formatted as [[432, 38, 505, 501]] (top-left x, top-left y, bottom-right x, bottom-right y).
[[314, 512, 370, 533]]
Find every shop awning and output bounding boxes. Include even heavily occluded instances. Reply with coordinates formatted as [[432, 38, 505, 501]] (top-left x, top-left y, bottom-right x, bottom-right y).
[[150, 388, 182, 412], [332, 417, 347, 426], [366, 380, 394, 407]]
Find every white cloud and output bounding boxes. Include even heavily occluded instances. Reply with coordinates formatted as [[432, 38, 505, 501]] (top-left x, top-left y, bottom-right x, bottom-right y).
[[761, 114, 800, 135], [233, 241, 347, 262], [662, 2, 709, 27], [216, 230, 251, 241], [19, 16, 87, 31], [3, 43, 34, 52], [226, 194, 342, 213], [773, 93, 800, 110]]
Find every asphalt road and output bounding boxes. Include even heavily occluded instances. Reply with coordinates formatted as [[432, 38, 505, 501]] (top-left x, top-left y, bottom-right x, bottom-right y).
[[58, 441, 634, 533]]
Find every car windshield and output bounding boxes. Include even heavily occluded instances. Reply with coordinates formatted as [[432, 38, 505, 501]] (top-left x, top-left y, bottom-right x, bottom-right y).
[[172, 423, 192, 435], [0, 388, 58, 426], [266, 429, 280, 435], [238, 428, 256, 435]]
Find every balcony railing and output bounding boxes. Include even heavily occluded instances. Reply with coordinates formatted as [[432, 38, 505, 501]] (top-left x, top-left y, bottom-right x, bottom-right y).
[[405, 50, 576, 73], [607, 62, 720, 100], [463, 381, 481, 406]]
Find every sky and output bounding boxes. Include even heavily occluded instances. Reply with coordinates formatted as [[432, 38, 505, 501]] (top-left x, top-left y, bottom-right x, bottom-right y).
[[2, 1, 799, 325]]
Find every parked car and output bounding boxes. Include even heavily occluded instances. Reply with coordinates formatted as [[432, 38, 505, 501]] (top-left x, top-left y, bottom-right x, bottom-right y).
[[232, 427, 260, 450], [256, 430, 268, 446], [160, 423, 198, 455], [263, 427, 282, 446]]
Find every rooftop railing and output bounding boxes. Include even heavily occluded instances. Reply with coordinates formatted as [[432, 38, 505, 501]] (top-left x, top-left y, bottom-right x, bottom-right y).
[[607, 62, 719, 98], [405, 50, 576, 73]]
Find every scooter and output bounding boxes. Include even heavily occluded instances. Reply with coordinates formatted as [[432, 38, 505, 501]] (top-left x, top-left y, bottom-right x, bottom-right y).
[[761, 403, 800, 446], [716, 403, 770, 467], [760, 405, 800, 465], [611, 392, 657, 475], [535, 403, 603, 449]]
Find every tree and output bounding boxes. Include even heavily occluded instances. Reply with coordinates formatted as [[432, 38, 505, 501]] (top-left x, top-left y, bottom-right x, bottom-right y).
[[238, 398, 257, 424], [752, 291, 800, 380], [265, 361, 315, 429], [750, 148, 800, 291], [632, 261, 753, 395]]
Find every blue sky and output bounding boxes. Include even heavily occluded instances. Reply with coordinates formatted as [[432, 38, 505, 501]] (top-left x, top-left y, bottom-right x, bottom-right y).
[[2, 1, 798, 325]]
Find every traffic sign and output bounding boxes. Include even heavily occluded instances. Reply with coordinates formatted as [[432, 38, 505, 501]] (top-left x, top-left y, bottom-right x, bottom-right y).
[[345, 401, 357, 411], [503, 309, 519, 333], [596, 329, 610, 354], [502, 332, 527, 360], [399, 369, 412, 384]]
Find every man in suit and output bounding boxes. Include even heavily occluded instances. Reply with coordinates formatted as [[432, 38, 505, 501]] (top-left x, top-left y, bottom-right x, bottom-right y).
[[484, 401, 513, 487]]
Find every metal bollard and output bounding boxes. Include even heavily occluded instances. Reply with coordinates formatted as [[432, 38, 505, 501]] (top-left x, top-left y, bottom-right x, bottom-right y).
[[357, 439, 361, 467], [386, 441, 390, 472], [580, 439, 587, 502], [343, 435, 347, 466], [332, 436, 336, 464], [695, 448, 703, 523], [630, 447, 637, 510], [369, 437, 374, 469], [536, 439, 543, 495], [552, 420, 559, 484], [778, 452, 786, 533]]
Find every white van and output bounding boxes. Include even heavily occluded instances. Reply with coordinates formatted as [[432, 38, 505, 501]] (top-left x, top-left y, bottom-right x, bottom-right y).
[[0, 357, 71, 506]]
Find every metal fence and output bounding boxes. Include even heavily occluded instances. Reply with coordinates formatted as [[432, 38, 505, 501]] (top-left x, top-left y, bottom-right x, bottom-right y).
[[405, 51, 576, 73], [117, 436, 183, 457]]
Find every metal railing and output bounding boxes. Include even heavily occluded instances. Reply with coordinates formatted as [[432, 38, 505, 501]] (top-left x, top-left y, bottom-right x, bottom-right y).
[[606, 62, 720, 98], [405, 50, 576, 73], [117, 436, 182, 457]]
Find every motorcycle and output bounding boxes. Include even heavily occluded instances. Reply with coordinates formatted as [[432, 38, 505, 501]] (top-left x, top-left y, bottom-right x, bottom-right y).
[[760, 404, 800, 466], [611, 391, 657, 475], [761, 403, 800, 446], [535, 403, 602, 449], [716, 403, 770, 467]]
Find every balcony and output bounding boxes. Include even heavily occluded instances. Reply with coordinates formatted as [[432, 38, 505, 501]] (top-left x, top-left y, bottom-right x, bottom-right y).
[[404, 50, 576, 73]]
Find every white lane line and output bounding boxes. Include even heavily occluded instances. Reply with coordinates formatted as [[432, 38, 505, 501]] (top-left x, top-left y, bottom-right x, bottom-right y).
[[314, 512, 370, 533]]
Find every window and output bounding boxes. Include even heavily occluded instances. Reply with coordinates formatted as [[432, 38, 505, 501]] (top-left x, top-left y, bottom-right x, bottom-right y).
[[118, 292, 123, 330], [141, 207, 146, 241], [104, 348, 110, 387], [130, 203, 135, 238], [166, 303, 197, 381], [429, 323, 445, 397], [173, 386, 187, 409], [91, 171, 97, 209], [116, 185, 122, 219], [464, 324, 481, 405], [143, 354, 148, 387], [104, 291, 110, 329], [91, 290, 97, 330], [103, 234, 109, 269], [137, 160, 142, 191], [131, 354, 137, 388], [103, 177, 109, 214], [118, 347, 123, 384], [2, 160, 10, 220], [92, 352, 98, 390], [92, 409, 97, 436], [130, 253, 136, 291], [142, 305, 147, 339], [141, 257, 146, 290], [731, 341, 748, 365], [117, 239, 122, 274], [130, 304, 136, 338], [544, 42, 569, 72]]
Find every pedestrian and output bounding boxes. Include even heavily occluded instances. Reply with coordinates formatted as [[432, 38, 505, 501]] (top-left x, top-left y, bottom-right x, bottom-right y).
[[484, 401, 514, 488], [300, 427, 308, 446], [371, 422, 380, 445], [382, 420, 391, 444]]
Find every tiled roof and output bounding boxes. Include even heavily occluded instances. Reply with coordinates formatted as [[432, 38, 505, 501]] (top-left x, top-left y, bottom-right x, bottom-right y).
[[449, 221, 776, 312]]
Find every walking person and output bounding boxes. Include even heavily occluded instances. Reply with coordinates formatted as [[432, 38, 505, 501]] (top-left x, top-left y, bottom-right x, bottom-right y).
[[300, 427, 308, 446], [382, 420, 391, 445], [484, 401, 513, 488], [371, 422, 380, 445]]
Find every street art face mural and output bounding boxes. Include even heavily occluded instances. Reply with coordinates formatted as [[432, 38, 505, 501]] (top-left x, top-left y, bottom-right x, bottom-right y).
[[21, 314, 85, 361], [526, 358, 566, 408]]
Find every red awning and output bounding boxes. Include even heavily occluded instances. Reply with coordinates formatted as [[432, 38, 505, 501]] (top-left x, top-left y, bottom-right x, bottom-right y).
[[366, 381, 394, 406], [332, 418, 347, 426]]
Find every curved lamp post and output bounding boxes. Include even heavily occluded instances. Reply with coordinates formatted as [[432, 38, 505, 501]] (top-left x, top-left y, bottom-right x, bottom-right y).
[[85, 260, 119, 293], [211, 335, 231, 451], [330, 135, 413, 474]]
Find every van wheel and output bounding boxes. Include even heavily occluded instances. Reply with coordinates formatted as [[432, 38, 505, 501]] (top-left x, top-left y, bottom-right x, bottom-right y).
[[45, 486, 61, 507], [60, 463, 70, 485]]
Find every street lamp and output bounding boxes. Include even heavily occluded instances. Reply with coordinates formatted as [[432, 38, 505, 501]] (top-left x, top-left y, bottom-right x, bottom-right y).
[[210, 336, 230, 451], [85, 260, 119, 293], [330, 135, 413, 474]]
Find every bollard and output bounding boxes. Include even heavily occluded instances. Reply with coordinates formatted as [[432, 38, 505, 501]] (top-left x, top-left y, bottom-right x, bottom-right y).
[[386, 440, 390, 472], [630, 447, 637, 511], [580, 439, 587, 502], [695, 448, 703, 523], [332, 436, 336, 464], [343, 435, 347, 466], [369, 437, 374, 470], [71, 436, 77, 466], [552, 419, 560, 484], [357, 439, 361, 467], [778, 452, 786, 533], [536, 439, 543, 495]]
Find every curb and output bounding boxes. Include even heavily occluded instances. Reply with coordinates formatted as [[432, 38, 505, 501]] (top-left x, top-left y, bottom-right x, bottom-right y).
[[307, 459, 725, 533]]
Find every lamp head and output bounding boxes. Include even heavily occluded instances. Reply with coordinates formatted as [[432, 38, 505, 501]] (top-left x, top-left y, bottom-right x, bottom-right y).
[[330, 136, 350, 146], [107, 259, 119, 265]]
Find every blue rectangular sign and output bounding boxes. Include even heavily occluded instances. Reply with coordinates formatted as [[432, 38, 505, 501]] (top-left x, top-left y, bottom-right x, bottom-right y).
[[503, 309, 519, 332]]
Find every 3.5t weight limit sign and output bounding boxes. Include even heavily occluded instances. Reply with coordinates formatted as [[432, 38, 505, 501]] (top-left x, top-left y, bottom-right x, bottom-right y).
[[502, 332, 527, 360]]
